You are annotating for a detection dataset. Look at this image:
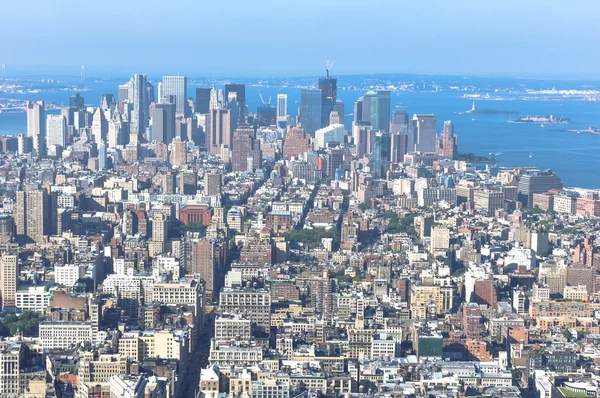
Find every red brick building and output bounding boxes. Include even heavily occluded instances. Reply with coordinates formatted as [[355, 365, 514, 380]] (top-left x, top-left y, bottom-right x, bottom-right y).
[[179, 204, 213, 226]]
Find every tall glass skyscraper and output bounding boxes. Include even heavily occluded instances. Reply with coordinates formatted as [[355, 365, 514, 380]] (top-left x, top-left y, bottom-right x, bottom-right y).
[[299, 88, 322, 137], [162, 76, 187, 116], [318, 76, 337, 128], [372, 132, 391, 179]]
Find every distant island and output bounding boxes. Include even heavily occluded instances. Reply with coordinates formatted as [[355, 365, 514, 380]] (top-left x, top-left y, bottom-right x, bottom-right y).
[[511, 115, 570, 124], [456, 152, 496, 163], [457, 101, 518, 115]]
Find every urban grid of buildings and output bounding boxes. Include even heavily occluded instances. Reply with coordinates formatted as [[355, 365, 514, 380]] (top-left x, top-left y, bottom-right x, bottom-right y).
[[0, 70, 598, 398]]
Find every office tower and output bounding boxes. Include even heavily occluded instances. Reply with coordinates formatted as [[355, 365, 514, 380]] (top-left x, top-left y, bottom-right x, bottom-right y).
[[227, 97, 240, 133], [225, 83, 246, 123], [204, 172, 222, 196], [0, 254, 17, 309], [283, 127, 311, 159], [69, 93, 85, 110], [376, 90, 391, 132], [256, 104, 276, 127], [27, 101, 45, 155], [157, 82, 163, 102], [130, 74, 148, 136], [440, 120, 458, 159], [277, 94, 287, 127], [108, 107, 128, 148], [15, 189, 55, 244], [178, 170, 198, 195], [390, 131, 408, 164], [206, 109, 232, 156], [171, 138, 187, 167], [410, 114, 437, 153], [390, 109, 409, 133], [196, 88, 211, 114], [46, 114, 66, 148], [329, 110, 342, 125], [518, 171, 563, 206], [372, 132, 391, 179], [334, 101, 345, 127], [91, 107, 108, 144], [118, 83, 130, 109], [209, 86, 219, 110], [152, 103, 176, 144], [232, 127, 261, 172], [98, 140, 107, 170], [299, 88, 322, 137], [430, 226, 450, 253], [319, 75, 337, 128], [162, 76, 187, 116]]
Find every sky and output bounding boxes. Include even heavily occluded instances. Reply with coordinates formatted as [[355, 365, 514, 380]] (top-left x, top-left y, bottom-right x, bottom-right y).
[[3, 0, 600, 78]]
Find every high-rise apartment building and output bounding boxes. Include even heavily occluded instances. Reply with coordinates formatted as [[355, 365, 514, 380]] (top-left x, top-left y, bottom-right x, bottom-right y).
[[27, 101, 45, 155], [15, 189, 55, 245], [204, 172, 222, 196], [162, 76, 187, 116], [0, 254, 17, 309], [299, 88, 322, 137], [232, 127, 261, 173], [46, 114, 66, 148]]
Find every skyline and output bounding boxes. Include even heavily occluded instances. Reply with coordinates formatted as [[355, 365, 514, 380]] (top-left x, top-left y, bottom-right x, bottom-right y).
[[3, 0, 600, 77]]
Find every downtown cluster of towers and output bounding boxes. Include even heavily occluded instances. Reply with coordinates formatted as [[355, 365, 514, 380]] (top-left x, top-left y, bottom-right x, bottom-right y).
[[20, 72, 457, 178]]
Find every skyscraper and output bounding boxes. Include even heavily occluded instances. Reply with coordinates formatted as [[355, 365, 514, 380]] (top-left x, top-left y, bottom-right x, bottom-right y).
[[283, 127, 311, 159], [390, 109, 409, 163], [232, 127, 261, 172], [224, 83, 246, 123], [277, 94, 287, 127], [372, 132, 391, 179], [376, 90, 391, 132], [15, 189, 55, 244], [108, 107, 128, 148], [390, 109, 409, 133], [130, 74, 148, 137], [69, 93, 85, 110], [46, 114, 66, 148], [162, 76, 188, 116], [0, 254, 17, 309], [206, 108, 232, 156], [196, 88, 211, 114], [98, 140, 107, 170], [410, 114, 437, 153], [319, 76, 337, 128], [26, 101, 45, 155], [299, 88, 322, 137], [91, 107, 108, 144], [440, 120, 458, 159], [152, 103, 176, 144]]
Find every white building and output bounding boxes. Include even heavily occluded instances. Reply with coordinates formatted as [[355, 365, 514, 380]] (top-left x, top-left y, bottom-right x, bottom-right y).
[[39, 321, 93, 349], [54, 264, 86, 287], [46, 114, 66, 148], [315, 124, 344, 149], [15, 283, 51, 313]]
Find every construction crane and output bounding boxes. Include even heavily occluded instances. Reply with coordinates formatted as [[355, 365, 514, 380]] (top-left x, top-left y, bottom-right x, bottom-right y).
[[325, 58, 335, 77], [258, 90, 271, 106]]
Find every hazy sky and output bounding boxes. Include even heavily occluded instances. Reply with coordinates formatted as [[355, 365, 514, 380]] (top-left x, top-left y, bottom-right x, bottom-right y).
[[3, 0, 600, 77]]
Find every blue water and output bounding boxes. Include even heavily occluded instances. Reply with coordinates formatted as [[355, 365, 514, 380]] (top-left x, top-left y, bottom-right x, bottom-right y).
[[1, 76, 600, 188]]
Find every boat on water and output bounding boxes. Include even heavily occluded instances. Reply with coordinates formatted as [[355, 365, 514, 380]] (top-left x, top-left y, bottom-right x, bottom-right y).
[[529, 152, 533, 158]]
